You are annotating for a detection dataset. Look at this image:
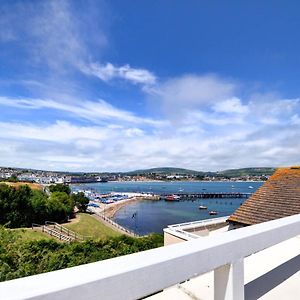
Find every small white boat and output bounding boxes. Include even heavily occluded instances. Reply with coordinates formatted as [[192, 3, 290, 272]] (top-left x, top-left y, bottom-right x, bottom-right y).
[[199, 205, 208, 210], [209, 211, 218, 215], [178, 188, 184, 192], [248, 186, 254, 189]]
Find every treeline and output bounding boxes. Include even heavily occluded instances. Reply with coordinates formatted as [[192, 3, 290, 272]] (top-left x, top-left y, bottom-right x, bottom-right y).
[[0, 183, 89, 228], [0, 227, 163, 282]]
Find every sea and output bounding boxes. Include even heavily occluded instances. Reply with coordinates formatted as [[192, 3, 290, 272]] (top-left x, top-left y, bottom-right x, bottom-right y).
[[71, 181, 263, 235]]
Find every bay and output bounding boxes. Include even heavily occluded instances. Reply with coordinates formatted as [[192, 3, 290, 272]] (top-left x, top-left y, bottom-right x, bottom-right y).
[[72, 181, 263, 235]]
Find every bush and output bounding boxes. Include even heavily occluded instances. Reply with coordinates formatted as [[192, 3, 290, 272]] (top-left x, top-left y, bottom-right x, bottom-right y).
[[0, 227, 164, 282]]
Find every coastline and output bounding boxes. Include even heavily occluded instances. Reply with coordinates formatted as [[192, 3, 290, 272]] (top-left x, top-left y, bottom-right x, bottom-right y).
[[71, 180, 265, 186], [90, 195, 159, 219], [103, 197, 142, 218]]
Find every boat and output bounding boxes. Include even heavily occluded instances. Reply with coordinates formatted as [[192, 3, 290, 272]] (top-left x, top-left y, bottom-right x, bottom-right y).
[[248, 185, 254, 189], [165, 195, 181, 201], [178, 188, 184, 192], [209, 211, 218, 215], [199, 205, 208, 210], [97, 177, 108, 183]]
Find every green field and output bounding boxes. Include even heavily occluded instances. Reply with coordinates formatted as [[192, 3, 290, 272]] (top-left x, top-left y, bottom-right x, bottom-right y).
[[12, 228, 53, 241], [64, 213, 121, 239], [10, 213, 121, 242]]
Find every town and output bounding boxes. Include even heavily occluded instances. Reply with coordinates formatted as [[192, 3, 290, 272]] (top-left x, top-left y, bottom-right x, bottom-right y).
[[0, 166, 273, 184]]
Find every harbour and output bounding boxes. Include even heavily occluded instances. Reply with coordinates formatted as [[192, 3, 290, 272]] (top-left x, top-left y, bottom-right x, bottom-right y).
[[71, 181, 263, 235]]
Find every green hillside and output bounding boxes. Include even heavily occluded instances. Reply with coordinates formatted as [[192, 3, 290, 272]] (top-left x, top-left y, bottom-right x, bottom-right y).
[[124, 167, 276, 177], [124, 167, 204, 175], [217, 167, 276, 177]]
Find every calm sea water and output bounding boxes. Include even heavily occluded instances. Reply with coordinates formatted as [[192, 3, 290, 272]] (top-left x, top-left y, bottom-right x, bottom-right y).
[[72, 181, 263, 235]]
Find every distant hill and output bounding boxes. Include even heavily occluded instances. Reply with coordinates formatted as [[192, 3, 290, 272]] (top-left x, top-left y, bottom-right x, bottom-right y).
[[1, 165, 277, 178], [124, 167, 205, 175], [124, 167, 276, 177], [217, 167, 276, 178]]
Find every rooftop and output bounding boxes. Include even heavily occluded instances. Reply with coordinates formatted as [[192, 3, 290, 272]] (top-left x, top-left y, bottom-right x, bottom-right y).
[[228, 167, 300, 226]]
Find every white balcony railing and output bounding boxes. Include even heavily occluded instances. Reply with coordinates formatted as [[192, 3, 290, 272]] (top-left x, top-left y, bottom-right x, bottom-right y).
[[166, 216, 229, 240], [2, 213, 300, 300]]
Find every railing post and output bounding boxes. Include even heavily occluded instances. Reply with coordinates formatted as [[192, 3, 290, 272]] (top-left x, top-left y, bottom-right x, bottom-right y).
[[214, 258, 244, 300]]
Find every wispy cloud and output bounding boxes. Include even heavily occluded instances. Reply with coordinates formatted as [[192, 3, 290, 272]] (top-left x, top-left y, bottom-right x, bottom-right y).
[[0, 1, 300, 171], [1, 72, 300, 171], [146, 74, 237, 122], [213, 97, 249, 114], [0, 96, 165, 127], [0, 116, 299, 172], [81, 62, 157, 85]]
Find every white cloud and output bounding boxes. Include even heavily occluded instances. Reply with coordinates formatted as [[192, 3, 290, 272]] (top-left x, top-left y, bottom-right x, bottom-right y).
[[1, 0, 300, 178], [0, 96, 165, 127], [0, 0, 107, 71], [213, 97, 249, 114], [146, 74, 238, 124], [0, 121, 110, 143], [2, 73, 300, 171], [82, 62, 157, 85], [150, 74, 236, 106], [291, 114, 300, 125], [0, 112, 300, 172]]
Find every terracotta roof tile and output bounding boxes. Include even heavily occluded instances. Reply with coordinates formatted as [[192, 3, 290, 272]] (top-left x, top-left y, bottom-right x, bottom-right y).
[[228, 167, 300, 225]]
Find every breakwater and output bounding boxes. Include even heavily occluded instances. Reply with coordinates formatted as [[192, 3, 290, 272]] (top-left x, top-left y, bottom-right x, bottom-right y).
[[160, 192, 252, 199]]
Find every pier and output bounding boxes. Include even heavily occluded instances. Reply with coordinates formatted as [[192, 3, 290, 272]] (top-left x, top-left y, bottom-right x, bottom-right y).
[[160, 192, 252, 199]]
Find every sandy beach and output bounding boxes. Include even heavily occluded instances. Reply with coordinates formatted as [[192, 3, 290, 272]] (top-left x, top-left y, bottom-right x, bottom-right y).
[[101, 197, 142, 218], [89, 195, 160, 219]]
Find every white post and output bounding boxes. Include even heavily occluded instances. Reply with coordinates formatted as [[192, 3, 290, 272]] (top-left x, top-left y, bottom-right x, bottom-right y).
[[214, 259, 244, 300]]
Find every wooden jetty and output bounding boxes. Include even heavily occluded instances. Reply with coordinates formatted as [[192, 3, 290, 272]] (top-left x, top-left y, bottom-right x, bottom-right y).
[[160, 192, 252, 200]]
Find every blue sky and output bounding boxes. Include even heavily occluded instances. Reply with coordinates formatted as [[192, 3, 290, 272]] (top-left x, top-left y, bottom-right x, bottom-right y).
[[0, 0, 300, 171]]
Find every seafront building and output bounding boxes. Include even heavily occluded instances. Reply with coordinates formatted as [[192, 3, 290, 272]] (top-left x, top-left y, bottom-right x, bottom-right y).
[[1, 167, 300, 299]]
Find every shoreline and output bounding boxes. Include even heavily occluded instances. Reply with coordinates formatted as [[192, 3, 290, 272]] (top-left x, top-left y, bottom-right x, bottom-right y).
[[89, 196, 158, 219], [71, 180, 265, 186], [103, 197, 142, 218]]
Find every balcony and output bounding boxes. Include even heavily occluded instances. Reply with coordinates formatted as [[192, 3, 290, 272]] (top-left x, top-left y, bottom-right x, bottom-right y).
[[164, 216, 230, 244], [2, 213, 300, 299]]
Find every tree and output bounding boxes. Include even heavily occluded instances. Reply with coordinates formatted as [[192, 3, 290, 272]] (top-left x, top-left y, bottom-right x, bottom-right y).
[[30, 190, 48, 224], [0, 184, 76, 227], [8, 185, 32, 227], [48, 192, 74, 221], [49, 184, 71, 195], [71, 192, 89, 212], [7, 174, 18, 182]]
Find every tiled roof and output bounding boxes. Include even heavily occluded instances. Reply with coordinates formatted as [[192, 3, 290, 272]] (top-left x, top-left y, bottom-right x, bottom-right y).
[[228, 167, 300, 226]]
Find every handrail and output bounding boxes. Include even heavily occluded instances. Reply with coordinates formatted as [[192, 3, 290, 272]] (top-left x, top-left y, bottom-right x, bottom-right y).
[[45, 221, 90, 240], [87, 208, 141, 237], [32, 222, 87, 242], [7, 213, 300, 300]]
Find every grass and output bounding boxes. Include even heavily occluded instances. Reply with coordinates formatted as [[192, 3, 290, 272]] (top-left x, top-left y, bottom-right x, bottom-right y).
[[64, 213, 121, 240], [12, 228, 54, 241], [0, 181, 43, 190]]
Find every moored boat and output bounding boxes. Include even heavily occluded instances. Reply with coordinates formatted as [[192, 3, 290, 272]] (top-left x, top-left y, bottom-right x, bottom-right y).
[[199, 205, 208, 210], [209, 210, 218, 215], [165, 194, 181, 201]]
